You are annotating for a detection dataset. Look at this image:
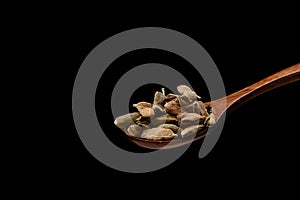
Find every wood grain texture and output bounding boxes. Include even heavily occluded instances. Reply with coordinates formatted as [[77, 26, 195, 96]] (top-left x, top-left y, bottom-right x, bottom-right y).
[[205, 63, 300, 121]]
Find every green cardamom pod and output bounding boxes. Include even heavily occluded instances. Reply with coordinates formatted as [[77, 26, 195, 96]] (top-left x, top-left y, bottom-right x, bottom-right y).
[[114, 112, 141, 129], [127, 125, 145, 137], [164, 98, 181, 115], [153, 91, 166, 105], [150, 114, 178, 126], [133, 101, 154, 118], [141, 128, 177, 140], [180, 125, 204, 138], [158, 124, 182, 134]]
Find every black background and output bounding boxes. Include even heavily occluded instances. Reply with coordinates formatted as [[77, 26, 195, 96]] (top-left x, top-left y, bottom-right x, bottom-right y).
[[3, 6, 300, 196]]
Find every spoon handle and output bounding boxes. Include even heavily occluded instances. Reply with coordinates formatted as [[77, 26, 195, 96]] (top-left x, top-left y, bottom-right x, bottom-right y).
[[211, 63, 300, 120]]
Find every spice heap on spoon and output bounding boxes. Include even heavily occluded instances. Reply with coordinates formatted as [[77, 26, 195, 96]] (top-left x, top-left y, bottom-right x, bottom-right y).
[[114, 85, 215, 140]]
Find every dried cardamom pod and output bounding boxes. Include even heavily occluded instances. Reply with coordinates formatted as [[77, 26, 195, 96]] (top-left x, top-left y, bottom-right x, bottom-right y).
[[164, 98, 181, 115], [150, 114, 178, 126], [163, 93, 178, 104], [177, 85, 192, 95], [114, 112, 141, 129], [133, 101, 154, 118], [127, 125, 145, 137], [158, 124, 182, 134], [165, 93, 178, 101], [152, 104, 166, 116], [178, 94, 193, 106], [177, 85, 201, 100], [180, 125, 204, 138], [153, 91, 166, 105], [141, 128, 177, 140], [177, 112, 205, 123]]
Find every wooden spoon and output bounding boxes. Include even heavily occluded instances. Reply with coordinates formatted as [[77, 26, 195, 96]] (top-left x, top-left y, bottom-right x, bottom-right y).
[[126, 63, 300, 149]]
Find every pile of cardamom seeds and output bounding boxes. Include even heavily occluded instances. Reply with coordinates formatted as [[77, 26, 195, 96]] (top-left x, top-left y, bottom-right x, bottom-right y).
[[114, 85, 215, 140]]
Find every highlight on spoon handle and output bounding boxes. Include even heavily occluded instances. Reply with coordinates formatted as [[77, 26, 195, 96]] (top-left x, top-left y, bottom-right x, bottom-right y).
[[210, 63, 300, 120], [229, 63, 300, 104]]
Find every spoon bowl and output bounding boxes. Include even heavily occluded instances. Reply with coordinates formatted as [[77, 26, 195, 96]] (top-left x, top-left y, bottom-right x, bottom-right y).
[[124, 126, 210, 149], [124, 63, 300, 149]]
